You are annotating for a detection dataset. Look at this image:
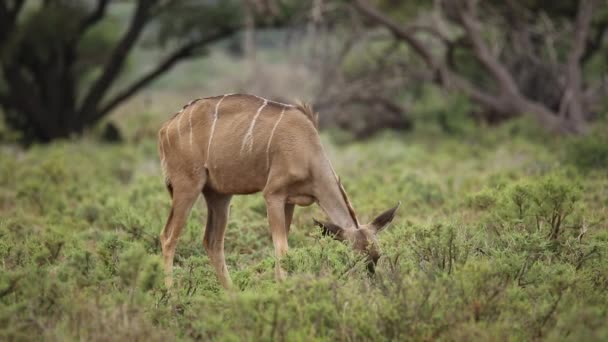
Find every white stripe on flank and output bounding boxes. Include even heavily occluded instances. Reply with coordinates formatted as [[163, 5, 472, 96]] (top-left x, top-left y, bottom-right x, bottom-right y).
[[241, 99, 268, 154], [177, 110, 185, 145], [188, 103, 196, 150], [165, 120, 173, 148], [177, 100, 194, 145], [205, 95, 229, 167], [178, 100, 197, 150], [266, 107, 286, 169], [253, 95, 294, 107], [159, 135, 168, 182]]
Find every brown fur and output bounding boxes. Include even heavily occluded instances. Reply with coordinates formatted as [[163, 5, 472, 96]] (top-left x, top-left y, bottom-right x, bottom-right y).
[[294, 100, 319, 128], [158, 94, 398, 289]]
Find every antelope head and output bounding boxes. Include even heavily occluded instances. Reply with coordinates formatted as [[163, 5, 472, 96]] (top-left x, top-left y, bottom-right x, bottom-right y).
[[313, 202, 400, 273]]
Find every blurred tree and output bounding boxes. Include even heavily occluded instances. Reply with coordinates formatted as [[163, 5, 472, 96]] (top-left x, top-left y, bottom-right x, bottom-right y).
[[296, 1, 413, 138], [354, 0, 608, 134], [0, 0, 293, 143]]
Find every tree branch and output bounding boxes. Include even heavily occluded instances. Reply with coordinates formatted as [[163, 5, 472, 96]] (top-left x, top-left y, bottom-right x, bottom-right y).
[[77, 0, 110, 37], [353, 0, 441, 71], [353, 0, 572, 132], [94, 29, 237, 121], [78, 0, 157, 120], [456, 1, 520, 96], [406, 24, 451, 45], [353, 0, 501, 111], [455, 0, 572, 132], [558, 0, 595, 132]]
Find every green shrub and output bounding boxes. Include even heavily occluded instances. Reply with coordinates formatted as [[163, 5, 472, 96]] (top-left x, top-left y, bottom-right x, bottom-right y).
[[117, 244, 163, 291], [409, 223, 471, 275], [566, 128, 608, 171], [467, 189, 498, 210], [1, 123, 607, 340], [484, 174, 582, 241]]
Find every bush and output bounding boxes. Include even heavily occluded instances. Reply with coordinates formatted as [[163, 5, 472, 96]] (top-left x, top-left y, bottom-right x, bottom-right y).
[[482, 174, 582, 241], [566, 128, 608, 171], [1, 124, 607, 340]]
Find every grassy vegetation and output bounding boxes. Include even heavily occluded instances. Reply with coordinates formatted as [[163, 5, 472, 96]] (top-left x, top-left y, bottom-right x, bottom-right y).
[[1, 110, 607, 340]]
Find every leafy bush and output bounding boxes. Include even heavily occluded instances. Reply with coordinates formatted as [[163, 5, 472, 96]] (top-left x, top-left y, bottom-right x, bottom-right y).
[[1, 125, 607, 340], [566, 128, 608, 171], [479, 174, 582, 241]]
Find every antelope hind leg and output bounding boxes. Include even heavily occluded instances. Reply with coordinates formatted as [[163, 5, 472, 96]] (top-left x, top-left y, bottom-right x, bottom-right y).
[[160, 175, 205, 288]]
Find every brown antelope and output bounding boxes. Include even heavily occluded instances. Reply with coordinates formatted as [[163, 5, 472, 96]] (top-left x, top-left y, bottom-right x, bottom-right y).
[[158, 94, 399, 289]]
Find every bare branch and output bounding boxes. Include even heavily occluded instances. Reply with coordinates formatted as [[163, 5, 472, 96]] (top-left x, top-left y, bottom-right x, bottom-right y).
[[354, 0, 573, 132], [406, 24, 451, 45], [353, 0, 441, 71], [78, 0, 158, 120], [77, 0, 110, 37], [457, 4, 520, 95], [353, 0, 504, 115], [95, 29, 236, 120], [569, 0, 595, 63], [558, 0, 595, 132]]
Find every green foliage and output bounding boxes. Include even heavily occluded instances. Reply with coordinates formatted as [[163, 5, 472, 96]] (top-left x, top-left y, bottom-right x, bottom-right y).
[[482, 174, 582, 240], [117, 244, 163, 290], [565, 127, 608, 171], [1, 123, 607, 340], [3, 2, 83, 59], [282, 234, 361, 277], [408, 85, 477, 136], [156, 0, 243, 47], [77, 18, 123, 78]]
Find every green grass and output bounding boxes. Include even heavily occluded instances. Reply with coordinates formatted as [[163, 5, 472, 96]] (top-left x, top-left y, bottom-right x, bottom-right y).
[[1, 120, 607, 340]]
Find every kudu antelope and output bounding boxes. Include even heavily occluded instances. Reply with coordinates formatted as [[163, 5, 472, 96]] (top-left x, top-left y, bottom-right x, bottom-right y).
[[158, 94, 399, 289]]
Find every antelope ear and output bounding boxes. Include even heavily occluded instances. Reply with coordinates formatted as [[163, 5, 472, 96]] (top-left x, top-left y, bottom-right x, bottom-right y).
[[371, 202, 401, 233], [313, 218, 345, 240]]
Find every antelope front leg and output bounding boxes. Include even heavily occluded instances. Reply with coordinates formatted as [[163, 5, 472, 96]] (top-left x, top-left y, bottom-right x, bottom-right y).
[[203, 190, 233, 290], [264, 194, 289, 281]]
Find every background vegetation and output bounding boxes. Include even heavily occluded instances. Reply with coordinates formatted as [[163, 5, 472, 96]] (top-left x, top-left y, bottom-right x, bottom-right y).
[[1, 0, 607, 341]]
